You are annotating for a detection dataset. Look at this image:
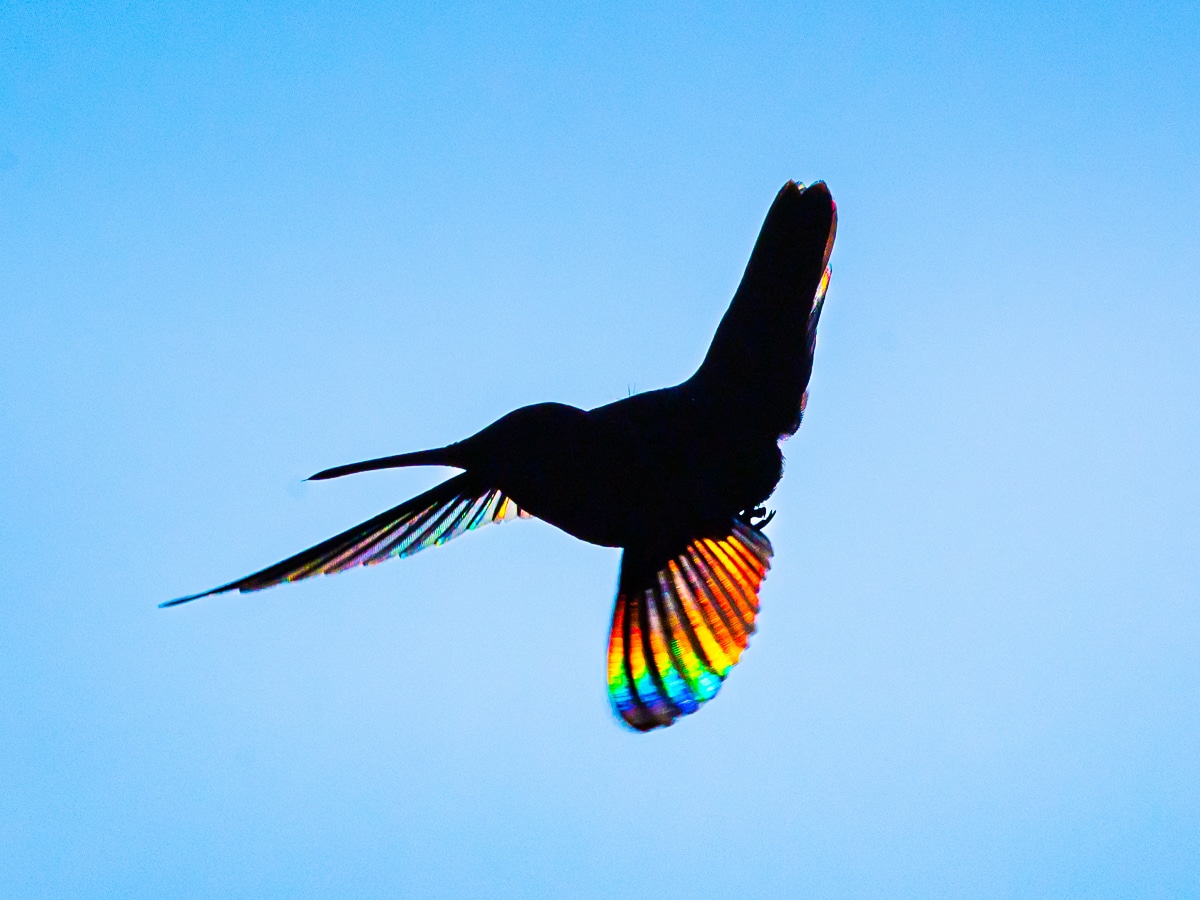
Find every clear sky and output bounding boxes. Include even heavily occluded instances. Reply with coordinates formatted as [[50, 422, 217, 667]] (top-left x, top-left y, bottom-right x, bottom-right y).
[[2, 1, 1198, 896]]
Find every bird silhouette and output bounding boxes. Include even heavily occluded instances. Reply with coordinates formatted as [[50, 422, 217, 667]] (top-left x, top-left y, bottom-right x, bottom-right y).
[[166, 180, 837, 731]]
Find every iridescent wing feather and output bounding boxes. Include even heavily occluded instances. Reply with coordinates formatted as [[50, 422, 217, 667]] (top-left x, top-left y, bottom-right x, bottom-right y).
[[607, 520, 774, 731], [163, 473, 529, 607]]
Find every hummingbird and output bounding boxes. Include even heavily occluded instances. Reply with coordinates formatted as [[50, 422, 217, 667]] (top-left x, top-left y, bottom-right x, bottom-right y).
[[166, 180, 837, 732]]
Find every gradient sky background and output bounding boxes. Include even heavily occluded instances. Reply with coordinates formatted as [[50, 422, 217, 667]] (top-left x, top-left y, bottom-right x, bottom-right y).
[[2, 2, 1198, 897]]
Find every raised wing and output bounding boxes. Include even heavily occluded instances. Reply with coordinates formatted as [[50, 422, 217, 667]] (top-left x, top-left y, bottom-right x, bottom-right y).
[[689, 180, 836, 438], [164, 473, 529, 607], [607, 520, 773, 731]]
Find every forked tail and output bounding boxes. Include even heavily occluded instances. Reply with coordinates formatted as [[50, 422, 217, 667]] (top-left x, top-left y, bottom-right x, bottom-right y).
[[688, 180, 836, 438]]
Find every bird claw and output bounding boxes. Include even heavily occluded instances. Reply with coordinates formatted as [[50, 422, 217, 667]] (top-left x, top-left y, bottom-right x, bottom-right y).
[[742, 506, 776, 529]]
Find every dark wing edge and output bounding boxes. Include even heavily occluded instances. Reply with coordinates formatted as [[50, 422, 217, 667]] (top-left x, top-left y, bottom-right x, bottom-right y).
[[607, 520, 774, 731], [163, 473, 531, 608]]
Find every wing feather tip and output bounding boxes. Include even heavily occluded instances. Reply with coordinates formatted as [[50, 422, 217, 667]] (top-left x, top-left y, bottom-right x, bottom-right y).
[[614, 705, 675, 732]]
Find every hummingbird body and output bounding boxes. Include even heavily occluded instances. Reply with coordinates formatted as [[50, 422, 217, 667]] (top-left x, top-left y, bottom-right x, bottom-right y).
[[451, 390, 784, 552], [167, 181, 837, 731]]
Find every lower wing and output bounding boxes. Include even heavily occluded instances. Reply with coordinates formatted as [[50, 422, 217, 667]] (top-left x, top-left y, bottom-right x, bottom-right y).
[[164, 473, 529, 607], [607, 520, 773, 731]]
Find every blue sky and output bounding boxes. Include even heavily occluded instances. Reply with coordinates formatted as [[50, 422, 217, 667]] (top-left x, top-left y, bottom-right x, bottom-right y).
[[2, 1, 1198, 896]]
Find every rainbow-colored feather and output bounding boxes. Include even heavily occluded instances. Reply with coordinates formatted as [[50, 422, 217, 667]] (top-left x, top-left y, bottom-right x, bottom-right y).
[[607, 520, 773, 731], [162, 474, 527, 606]]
